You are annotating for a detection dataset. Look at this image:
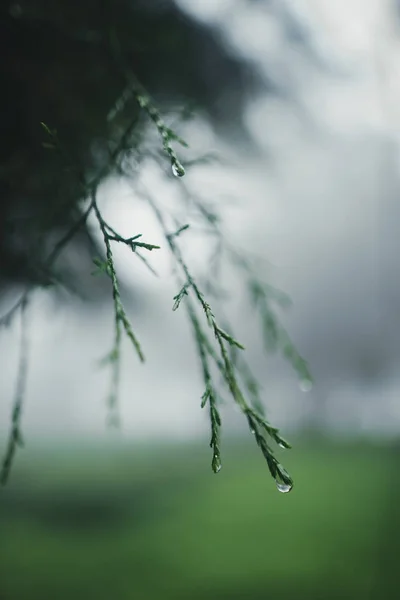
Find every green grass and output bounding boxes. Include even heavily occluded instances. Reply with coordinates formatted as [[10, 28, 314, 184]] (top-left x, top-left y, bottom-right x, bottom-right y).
[[0, 439, 397, 599]]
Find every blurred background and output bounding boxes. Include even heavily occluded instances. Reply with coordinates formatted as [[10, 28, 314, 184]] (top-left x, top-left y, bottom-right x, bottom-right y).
[[1, 0, 400, 598]]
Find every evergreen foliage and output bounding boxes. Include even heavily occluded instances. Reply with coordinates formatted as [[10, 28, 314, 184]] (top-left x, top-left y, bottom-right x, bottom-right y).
[[0, 1, 312, 488]]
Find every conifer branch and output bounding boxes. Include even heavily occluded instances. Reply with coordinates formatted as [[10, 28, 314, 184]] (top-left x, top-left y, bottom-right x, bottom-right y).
[[0, 58, 309, 492], [141, 189, 294, 487]]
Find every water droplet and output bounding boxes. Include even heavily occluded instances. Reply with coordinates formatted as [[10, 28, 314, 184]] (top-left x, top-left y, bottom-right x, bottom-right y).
[[278, 442, 286, 449], [274, 465, 293, 493], [212, 455, 222, 473], [299, 379, 313, 392], [250, 428, 256, 434], [172, 162, 185, 177], [276, 481, 293, 493]]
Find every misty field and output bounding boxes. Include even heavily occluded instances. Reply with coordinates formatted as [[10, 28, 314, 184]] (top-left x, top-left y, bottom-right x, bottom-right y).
[[0, 439, 398, 599]]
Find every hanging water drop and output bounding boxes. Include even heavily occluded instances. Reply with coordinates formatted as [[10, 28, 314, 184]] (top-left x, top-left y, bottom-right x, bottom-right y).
[[299, 378, 313, 392], [276, 481, 293, 493], [172, 161, 185, 177], [277, 436, 292, 449], [274, 464, 293, 493], [212, 455, 222, 473]]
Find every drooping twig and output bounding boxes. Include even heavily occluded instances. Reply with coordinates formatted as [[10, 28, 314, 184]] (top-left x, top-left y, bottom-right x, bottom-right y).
[[139, 187, 293, 487], [1, 296, 30, 485], [109, 30, 187, 177]]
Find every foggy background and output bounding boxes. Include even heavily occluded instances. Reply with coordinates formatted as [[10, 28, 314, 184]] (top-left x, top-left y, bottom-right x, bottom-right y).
[[2, 0, 400, 440]]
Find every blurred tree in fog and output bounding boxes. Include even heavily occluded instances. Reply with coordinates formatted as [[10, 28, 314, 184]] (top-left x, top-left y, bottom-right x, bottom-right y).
[[0, 0, 259, 292]]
